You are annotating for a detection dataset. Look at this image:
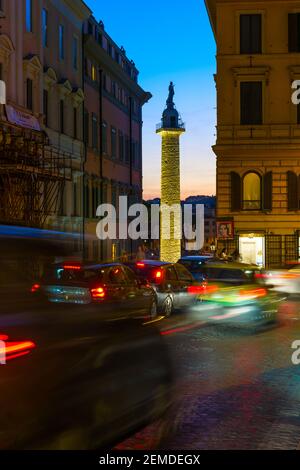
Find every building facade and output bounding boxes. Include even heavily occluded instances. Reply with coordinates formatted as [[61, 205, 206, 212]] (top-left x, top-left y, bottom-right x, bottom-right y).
[[83, 15, 151, 262], [206, 0, 300, 267], [0, 0, 90, 247], [0, 1, 150, 262]]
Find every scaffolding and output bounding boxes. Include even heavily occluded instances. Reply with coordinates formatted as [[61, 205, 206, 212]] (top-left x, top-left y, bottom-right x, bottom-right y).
[[0, 120, 72, 228]]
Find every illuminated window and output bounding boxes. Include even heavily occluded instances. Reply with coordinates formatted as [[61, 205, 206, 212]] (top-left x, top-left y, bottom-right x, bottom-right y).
[[243, 172, 261, 210]]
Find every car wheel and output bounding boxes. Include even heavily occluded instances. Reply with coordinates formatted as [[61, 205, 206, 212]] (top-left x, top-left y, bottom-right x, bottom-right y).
[[150, 299, 158, 319], [163, 296, 173, 317]]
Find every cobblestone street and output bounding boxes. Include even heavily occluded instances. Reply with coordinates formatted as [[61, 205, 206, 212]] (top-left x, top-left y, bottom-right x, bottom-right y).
[[118, 313, 300, 450]]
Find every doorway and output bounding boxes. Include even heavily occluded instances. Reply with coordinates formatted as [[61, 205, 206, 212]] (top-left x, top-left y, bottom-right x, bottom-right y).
[[239, 235, 265, 267]]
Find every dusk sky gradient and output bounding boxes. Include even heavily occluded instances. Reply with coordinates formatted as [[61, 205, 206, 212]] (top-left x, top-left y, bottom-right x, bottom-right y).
[[87, 0, 216, 199]]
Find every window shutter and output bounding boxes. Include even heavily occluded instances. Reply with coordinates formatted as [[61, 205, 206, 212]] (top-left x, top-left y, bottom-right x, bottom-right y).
[[288, 14, 298, 52], [287, 171, 299, 210], [240, 15, 251, 54], [230, 172, 241, 212], [251, 15, 262, 54], [263, 171, 272, 211]]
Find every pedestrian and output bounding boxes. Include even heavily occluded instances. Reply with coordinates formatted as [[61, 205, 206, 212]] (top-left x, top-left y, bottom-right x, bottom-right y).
[[136, 244, 146, 261], [220, 247, 228, 260]]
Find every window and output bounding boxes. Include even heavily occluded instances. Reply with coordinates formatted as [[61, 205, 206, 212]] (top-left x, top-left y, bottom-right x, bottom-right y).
[[102, 122, 107, 153], [118, 131, 124, 161], [43, 89, 48, 126], [240, 81, 262, 125], [287, 171, 299, 210], [59, 25, 64, 60], [42, 8, 48, 46], [288, 13, 300, 52], [240, 14, 262, 54], [26, 78, 33, 110], [84, 110, 89, 144], [73, 108, 77, 140], [108, 267, 127, 285], [26, 0, 32, 32], [165, 266, 177, 281], [84, 181, 90, 218], [73, 181, 78, 216], [88, 21, 93, 35], [125, 136, 130, 163], [111, 127, 117, 158], [175, 264, 194, 282], [91, 64, 97, 82], [72, 36, 78, 70], [92, 114, 98, 149], [243, 172, 261, 210], [59, 100, 64, 134]]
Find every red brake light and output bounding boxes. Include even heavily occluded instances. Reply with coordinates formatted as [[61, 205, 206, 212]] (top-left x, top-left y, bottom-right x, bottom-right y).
[[63, 265, 81, 271], [0, 335, 36, 362], [31, 283, 41, 293], [154, 270, 163, 280], [188, 283, 218, 295], [136, 262, 145, 268], [90, 286, 105, 299], [239, 287, 267, 299]]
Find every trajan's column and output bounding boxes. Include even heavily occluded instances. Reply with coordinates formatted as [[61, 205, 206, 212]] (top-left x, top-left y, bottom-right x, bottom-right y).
[[156, 82, 185, 263]]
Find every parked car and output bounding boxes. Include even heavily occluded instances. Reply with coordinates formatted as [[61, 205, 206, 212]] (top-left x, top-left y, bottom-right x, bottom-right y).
[[37, 262, 157, 320], [0, 227, 172, 449], [124, 260, 200, 317], [186, 262, 286, 330]]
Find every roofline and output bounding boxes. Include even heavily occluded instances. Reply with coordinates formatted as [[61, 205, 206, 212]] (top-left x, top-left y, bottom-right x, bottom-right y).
[[204, 0, 216, 38]]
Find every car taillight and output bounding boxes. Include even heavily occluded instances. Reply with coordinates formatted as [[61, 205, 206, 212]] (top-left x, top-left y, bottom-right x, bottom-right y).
[[31, 283, 41, 293], [90, 286, 105, 299], [188, 284, 218, 295], [136, 262, 145, 268], [239, 287, 267, 300], [63, 265, 81, 271], [153, 269, 163, 282], [0, 334, 36, 362]]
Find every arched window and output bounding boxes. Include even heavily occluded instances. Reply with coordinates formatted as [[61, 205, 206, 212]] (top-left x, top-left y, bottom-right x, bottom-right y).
[[243, 172, 261, 210]]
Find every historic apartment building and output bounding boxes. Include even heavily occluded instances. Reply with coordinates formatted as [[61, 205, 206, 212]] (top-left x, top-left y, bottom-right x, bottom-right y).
[[83, 16, 151, 261], [0, 0, 150, 262], [0, 0, 90, 245], [206, 0, 300, 267]]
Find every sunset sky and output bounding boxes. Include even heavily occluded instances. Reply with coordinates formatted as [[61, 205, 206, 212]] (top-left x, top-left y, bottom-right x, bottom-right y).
[[88, 0, 216, 200]]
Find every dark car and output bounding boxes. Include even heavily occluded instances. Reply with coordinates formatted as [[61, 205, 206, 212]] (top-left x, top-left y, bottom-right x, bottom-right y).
[[38, 262, 157, 320], [178, 256, 216, 281], [0, 227, 172, 449], [124, 260, 199, 317]]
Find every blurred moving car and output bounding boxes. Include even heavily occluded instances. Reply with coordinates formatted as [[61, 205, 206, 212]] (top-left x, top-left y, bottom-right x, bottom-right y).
[[185, 261, 262, 285], [178, 255, 217, 281], [124, 260, 200, 316], [38, 262, 157, 320], [0, 226, 172, 449], [256, 268, 300, 296], [186, 262, 286, 330]]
